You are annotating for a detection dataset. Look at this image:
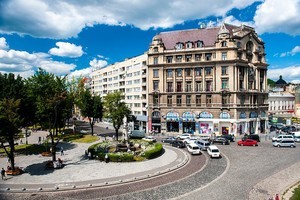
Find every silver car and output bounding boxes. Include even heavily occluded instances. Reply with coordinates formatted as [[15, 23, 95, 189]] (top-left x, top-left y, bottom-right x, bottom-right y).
[[272, 139, 296, 148]]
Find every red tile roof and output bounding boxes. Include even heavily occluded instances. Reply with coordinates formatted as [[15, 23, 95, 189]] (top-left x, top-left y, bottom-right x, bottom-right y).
[[158, 24, 238, 50]]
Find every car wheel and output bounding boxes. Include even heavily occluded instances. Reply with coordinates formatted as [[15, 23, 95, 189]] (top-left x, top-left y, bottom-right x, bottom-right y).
[[253, 144, 256, 146], [177, 146, 180, 148], [222, 142, 225, 145], [291, 145, 294, 148], [277, 145, 280, 148], [241, 144, 244, 146]]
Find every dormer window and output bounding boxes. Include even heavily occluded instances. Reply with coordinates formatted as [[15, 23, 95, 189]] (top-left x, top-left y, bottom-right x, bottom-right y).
[[186, 42, 193, 49], [176, 43, 183, 50], [153, 47, 158, 52], [221, 41, 227, 47], [196, 40, 203, 48]]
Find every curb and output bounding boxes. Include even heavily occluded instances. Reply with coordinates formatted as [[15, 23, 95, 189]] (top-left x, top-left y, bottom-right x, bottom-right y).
[[282, 181, 300, 200]]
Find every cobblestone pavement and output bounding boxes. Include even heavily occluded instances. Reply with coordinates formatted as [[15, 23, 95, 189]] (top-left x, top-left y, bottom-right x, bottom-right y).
[[1, 126, 299, 200]]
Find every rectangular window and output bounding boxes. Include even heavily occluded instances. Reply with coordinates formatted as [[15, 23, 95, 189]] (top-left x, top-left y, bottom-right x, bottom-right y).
[[176, 68, 182, 77], [176, 82, 182, 92], [222, 52, 227, 60], [205, 53, 212, 61], [221, 66, 228, 75], [153, 69, 159, 78], [206, 81, 212, 91], [195, 54, 201, 61], [166, 56, 173, 63], [167, 95, 172, 106], [176, 95, 182, 106], [196, 81, 202, 91], [205, 67, 212, 75], [134, 103, 141, 107], [206, 95, 212, 106], [222, 95, 229, 105], [153, 57, 158, 64], [185, 68, 192, 76], [176, 55, 182, 62], [167, 82, 173, 92], [196, 95, 201, 106], [195, 67, 202, 76], [167, 69, 173, 77], [221, 79, 228, 89], [186, 95, 191, 106], [153, 94, 159, 106], [186, 82, 192, 92], [186, 54, 192, 62], [153, 81, 159, 90]]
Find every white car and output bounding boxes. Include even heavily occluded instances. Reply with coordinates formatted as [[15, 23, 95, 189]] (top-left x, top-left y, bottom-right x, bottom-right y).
[[177, 133, 192, 140], [142, 136, 156, 142], [294, 135, 300, 142], [272, 134, 294, 142], [183, 137, 198, 144], [272, 139, 296, 148], [187, 143, 201, 155], [207, 145, 221, 158]]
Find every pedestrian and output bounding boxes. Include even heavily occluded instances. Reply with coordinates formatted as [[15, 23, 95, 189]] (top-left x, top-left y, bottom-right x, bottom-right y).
[[60, 147, 64, 156], [1, 168, 6, 180]]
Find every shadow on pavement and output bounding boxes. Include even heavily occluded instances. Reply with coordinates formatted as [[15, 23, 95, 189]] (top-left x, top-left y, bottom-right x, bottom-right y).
[[56, 142, 77, 151], [24, 160, 55, 175]]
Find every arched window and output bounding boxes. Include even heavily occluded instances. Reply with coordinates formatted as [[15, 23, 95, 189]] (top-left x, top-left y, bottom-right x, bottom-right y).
[[221, 41, 227, 47], [196, 40, 203, 48], [176, 43, 183, 50], [186, 42, 193, 49]]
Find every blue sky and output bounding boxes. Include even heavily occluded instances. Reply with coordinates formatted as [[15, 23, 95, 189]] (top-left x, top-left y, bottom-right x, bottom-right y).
[[0, 0, 299, 83]]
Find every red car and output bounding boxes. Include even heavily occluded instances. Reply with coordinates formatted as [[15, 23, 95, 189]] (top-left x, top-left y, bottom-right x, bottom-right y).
[[238, 139, 258, 146]]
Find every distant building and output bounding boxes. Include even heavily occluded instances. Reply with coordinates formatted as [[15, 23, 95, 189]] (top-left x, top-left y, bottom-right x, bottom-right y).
[[147, 23, 268, 135], [91, 54, 148, 131]]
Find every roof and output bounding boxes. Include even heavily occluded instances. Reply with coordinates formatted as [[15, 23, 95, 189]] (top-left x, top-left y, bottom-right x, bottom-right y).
[[157, 23, 238, 50], [276, 75, 287, 85]]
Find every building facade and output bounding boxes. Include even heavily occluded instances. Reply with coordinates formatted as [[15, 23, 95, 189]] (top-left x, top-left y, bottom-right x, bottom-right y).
[[147, 24, 269, 136], [91, 54, 148, 131]]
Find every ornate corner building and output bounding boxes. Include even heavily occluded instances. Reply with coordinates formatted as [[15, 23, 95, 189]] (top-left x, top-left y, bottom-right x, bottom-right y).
[[147, 24, 268, 136]]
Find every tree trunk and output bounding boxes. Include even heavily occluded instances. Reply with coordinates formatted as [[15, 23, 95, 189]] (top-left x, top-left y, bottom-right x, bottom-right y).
[[50, 132, 56, 161], [9, 140, 15, 171], [115, 129, 119, 141], [89, 118, 94, 135]]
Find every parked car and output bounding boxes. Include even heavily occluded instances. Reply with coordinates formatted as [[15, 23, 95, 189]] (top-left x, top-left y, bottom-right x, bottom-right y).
[[211, 137, 230, 145], [207, 145, 221, 158], [198, 135, 211, 141], [142, 136, 156, 142], [161, 137, 176, 143], [194, 139, 210, 151], [177, 133, 192, 140], [183, 137, 198, 145], [187, 143, 201, 155], [272, 134, 294, 142], [237, 139, 258, 146], [221, 134, 235, 142], [242, 134, 260, 142], [293, 135, 300, 142], [272, 139, 296, 148], [171, 140, 185, 148]]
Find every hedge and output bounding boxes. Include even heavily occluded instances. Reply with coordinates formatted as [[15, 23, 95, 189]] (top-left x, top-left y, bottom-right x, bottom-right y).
[[143, 143, 163, 159]]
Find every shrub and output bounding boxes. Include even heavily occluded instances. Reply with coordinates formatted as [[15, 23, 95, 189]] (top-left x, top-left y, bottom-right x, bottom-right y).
[[142, 143, 163, 159], [108, 152, 134, 162]]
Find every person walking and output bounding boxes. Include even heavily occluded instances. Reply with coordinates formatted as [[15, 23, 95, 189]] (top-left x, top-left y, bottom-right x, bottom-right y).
[[1, 168, 6, 180], [60, 147, 64, 156]]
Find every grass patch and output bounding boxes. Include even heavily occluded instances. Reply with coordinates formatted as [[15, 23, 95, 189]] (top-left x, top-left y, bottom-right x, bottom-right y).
[[72, 135, 99, 143], [0, 144, 47, 156], [291, 184, 300, 200]]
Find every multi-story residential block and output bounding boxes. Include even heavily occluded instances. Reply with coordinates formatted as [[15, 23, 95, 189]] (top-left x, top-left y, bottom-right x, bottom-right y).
[[147, 23, 268, 136], [91, 54, 148, 131]]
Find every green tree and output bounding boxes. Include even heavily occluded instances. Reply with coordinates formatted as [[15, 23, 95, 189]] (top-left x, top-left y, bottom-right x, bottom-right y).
[[103, 92, 131, 141], [0, 98, 23, 171], [26, 69, 69, 161], [267, 78, 276, 88], [77, 88, 103, 135]]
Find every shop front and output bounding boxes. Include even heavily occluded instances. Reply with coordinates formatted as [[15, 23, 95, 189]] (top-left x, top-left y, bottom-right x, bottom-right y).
[[198, 111, 214, 134], [249, 111, 258, 134], [219, 111, 231, 135], [182, 111, 196, 134], [260, 111, 267, 133], [166, 111, 180, 133], [151, 111, 161, 134]]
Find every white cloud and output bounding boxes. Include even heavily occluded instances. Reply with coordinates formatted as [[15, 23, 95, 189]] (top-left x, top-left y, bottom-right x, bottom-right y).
[[89, 58, 108, 69], [254, 0, 300, 35], [0, 48, 76, 77], [268, 65, 300, 82], [49, 42, 83, 58], [0, 0, 258, 39], [0, 37, 9, 50], [218, 15, 254, 27], [68, 67, 92, 79], [278, 46, 300, 57]]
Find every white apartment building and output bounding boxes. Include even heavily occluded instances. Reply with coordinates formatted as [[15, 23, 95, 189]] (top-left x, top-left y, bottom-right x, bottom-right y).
[[91, 54, 148, 131]]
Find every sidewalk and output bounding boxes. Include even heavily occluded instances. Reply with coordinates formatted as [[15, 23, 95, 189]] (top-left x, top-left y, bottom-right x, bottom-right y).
[[0, 133, 188, 192]]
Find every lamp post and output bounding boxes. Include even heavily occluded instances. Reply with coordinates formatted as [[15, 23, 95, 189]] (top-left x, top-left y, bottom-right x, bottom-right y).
[[25, 128, 28, 145]]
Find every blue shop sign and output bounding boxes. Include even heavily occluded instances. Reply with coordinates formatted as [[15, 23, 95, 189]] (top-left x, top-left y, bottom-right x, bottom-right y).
[[182, 111, 195, 121], [166, 111, 180, 122], [199, 111, 213, 119]]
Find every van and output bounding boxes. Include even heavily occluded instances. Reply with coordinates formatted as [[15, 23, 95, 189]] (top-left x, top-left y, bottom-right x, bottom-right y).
[[272, 134, 294, 142], [272, 139, 296, 148], [194, 139, 210, 151], [187, 143, 201, 155]]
